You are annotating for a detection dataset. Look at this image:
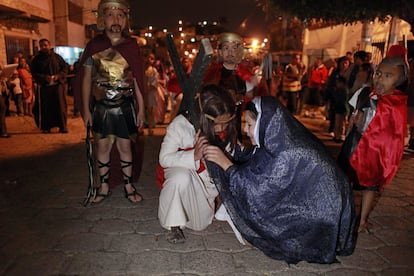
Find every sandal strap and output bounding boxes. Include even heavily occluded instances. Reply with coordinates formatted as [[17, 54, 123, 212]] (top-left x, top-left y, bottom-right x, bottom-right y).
[[120, 159, 133, 184], [97, 160, 111, 184]]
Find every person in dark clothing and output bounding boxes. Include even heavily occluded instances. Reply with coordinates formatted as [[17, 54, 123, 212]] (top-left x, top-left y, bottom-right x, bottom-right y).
[[30, 38, 68, 133], [347, 51, 368, 93], [331, 76, 349, 142], [0, 75, 10, 138]]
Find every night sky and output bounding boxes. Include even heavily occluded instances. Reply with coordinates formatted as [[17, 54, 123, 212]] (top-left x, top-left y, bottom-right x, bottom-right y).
[[130, 0, 268, 38]]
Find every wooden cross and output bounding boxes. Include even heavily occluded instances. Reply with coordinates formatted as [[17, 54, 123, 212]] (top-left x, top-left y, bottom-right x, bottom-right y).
[[166, 34, 213, 129]]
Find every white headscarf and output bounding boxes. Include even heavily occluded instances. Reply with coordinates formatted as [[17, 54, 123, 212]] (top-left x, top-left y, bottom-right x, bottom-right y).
[[252, 97, 262, 148]]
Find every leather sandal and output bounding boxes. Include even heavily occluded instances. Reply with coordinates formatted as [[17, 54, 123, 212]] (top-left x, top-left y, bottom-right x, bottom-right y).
[[91, 189, 112, 205], [91, 161, 111, 205], [166, 226, 186, 244], [121, 160, 143, 204], [124, 184, 143, 204]]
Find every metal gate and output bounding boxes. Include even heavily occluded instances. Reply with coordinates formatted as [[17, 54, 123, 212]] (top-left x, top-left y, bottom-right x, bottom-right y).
[[5, 36, 30, 64]]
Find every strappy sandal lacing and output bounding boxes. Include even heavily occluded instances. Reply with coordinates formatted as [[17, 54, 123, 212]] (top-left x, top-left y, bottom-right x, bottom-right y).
[[91, 160, 112, 205], [121, 160, 143, 204]]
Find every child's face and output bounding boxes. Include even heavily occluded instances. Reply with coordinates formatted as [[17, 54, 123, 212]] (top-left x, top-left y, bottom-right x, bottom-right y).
[[220, 41, 241, 66], [374, 63, 403, 95], [244, 111, 257, 146]]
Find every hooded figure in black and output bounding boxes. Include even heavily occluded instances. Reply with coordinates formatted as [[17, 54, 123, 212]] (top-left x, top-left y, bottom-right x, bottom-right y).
[[203, 96, 356, 264]]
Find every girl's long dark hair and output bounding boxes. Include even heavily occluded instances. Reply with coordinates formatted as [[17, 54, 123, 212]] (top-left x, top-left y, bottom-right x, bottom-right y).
[[197, 84, 237, 151], [244, 100, 258, 121]]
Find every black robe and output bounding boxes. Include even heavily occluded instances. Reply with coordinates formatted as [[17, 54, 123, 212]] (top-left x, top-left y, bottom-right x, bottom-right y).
[[31, 49, 68, 131]]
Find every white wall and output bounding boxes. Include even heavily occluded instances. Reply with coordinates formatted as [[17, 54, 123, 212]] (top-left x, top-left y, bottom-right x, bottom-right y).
[[303, 18, 413, 64], [67, 21, 87, 48]]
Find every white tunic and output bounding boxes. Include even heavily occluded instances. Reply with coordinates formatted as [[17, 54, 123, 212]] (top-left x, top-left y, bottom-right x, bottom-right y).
[[158, 115, 218, 231]]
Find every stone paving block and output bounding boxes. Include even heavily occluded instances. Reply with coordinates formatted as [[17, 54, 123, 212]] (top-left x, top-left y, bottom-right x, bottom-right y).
[[373, 216, 414, 231], [379, 267, 414, 276], [29, 218, 92, 237], [355, 232, 386, 250], [215, 220, 238, 233], [55, 232, 108, 252], [63, 252, 130, 275], [376, 229, 414, 247], [91, 218, 136, 235], [0, 217, 40, 238], [35, 195, 79, 209], [108, 233, 157, 253], [0, 252, 14, 276], [404, 199, 414, 210], [35, 207, 84, 221], [378, 188, 408, 198], [3, 252, 68, 276], [155, 232, 205, 252], [181, 250, 235, 275], [0, 206, 41, 220], [81, 205, 120, 221], [321, 269, 376, 275], [115, 204, 159, 222], [204, 232, 247, 252], [377, 195, 411, 207], [0, 232, 61, 259], [62, 181, 90, 198], [233, 249, 289, 274], [134, 219, 165, 235], [337, 248, 390, 272], [127, 251, 181, 275], [376, 246, 414, 268], [0, 234, 9, 248], [291, 258, 343, 274], [371, 205, 412, 218]]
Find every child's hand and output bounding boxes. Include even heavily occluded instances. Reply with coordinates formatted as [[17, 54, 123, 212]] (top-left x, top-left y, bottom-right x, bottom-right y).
[[203, 145, 233, 170], [194, 130, 208, 161]]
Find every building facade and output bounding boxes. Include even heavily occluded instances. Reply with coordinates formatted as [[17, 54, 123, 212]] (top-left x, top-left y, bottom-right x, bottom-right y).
[[0, 0, 99, 66]]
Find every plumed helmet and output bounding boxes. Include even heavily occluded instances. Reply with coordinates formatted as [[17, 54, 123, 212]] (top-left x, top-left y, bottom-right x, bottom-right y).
[[96, 0, 130, 31], [217, 32, 244, 63]]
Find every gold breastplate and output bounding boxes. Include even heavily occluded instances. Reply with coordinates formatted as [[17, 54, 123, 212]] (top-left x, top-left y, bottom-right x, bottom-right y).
[[91, 48, 134, 102]]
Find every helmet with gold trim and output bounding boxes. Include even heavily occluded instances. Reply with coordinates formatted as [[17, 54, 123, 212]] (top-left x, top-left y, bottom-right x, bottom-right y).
[[96, 0, 130, 31], [217, 32, 244, 64]]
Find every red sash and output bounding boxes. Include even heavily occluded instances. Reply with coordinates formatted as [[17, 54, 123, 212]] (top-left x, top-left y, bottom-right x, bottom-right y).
[[156, 147, 206, 189]]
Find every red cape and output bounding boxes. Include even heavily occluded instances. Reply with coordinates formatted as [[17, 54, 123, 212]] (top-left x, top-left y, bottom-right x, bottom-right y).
[[73, 32, 145, 189], [203, 62, 253, 85], [203, 62, 267, 105], [350, 90, 407, 190]]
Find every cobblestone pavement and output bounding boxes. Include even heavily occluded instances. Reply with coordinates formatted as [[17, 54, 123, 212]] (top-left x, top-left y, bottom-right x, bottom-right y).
[[0, 100, 413, 275]]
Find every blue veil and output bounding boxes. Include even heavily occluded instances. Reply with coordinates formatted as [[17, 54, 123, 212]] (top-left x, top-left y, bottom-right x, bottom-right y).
[[208, 96, 356, 264]]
